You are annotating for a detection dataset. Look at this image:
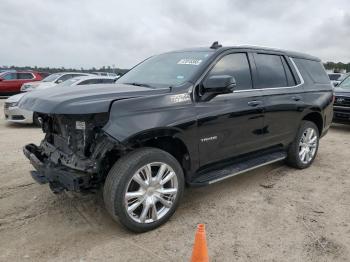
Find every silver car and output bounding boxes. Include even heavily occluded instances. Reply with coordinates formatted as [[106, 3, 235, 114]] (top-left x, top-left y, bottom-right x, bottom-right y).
[[4, 76, 116, 125], [20, 72, 93, 92]]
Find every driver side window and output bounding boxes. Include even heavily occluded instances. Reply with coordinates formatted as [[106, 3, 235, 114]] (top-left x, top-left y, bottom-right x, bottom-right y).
[[208, 53, 252, 90]]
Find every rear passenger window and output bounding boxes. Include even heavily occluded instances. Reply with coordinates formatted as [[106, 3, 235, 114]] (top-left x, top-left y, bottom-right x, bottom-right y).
[[294, 59, 329, 84], [208, 53, 252, 90], [281, 58, 296, 86], [17, 73, 34, 79], [254, 54, 291, 88], [78, 79, 95, 85], [102, 79, 115, 83]]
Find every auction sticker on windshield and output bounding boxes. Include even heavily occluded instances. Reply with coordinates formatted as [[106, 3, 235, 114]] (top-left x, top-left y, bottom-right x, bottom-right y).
[[177, 59, 203, 65]]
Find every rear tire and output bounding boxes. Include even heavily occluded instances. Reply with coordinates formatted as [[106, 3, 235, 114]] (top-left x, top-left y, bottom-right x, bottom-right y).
[[103, 148, 184, 233], [286, 120, 319, 169]]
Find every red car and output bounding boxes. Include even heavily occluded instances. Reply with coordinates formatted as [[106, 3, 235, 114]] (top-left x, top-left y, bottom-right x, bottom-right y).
[[0, 71, 44, 95]]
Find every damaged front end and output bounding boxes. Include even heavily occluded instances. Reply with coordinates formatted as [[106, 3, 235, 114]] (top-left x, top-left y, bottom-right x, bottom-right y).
[[23, 113, 125, 193]]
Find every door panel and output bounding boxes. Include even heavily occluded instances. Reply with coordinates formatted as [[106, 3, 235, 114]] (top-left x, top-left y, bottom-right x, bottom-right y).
[[0, 80, 21, 93], [260, 88, 304, 146], [196, 90, 265, 167], [252, 53, 303, 147]]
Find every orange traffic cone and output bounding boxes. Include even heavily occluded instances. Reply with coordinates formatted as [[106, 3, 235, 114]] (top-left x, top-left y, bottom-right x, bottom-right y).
[[191, 224, 209, 262]]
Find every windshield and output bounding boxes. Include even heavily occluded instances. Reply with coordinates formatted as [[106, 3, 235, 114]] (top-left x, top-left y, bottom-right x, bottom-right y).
[[117, 51, 214, 88], [42, 73, 63, 82], [338, 75, 350, 89], [338, 74, 349, 82]]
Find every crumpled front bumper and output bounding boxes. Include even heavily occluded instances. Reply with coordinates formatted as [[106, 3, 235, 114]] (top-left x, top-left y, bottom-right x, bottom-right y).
[[23, 144, 93, 193]]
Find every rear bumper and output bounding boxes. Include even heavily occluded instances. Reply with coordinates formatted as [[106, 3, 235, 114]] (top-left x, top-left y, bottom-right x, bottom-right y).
[[23, 144, 93, 192], [333, 106, 350, 124]]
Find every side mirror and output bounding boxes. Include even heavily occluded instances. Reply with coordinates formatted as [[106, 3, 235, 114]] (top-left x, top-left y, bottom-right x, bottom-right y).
[[56, 79, 63, 84], [0, 78, 3, 81], [203, 75, 236, 94], [333, 82, 339, 87]]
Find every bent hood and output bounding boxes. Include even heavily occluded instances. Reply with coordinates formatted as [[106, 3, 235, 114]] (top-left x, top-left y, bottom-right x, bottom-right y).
[[18, 83, 170, 114]]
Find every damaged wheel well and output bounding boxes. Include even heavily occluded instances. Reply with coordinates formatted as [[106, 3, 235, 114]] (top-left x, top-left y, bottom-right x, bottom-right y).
[[137, 136, 191, 175], [98, 136, 191, 181]]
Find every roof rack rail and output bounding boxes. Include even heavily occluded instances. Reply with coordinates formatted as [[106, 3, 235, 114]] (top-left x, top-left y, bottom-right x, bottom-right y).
[[210, 41, 222, 49]]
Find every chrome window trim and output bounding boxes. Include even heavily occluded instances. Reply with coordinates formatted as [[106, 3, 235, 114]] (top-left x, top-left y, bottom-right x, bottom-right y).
[[193, 54, 305, 101], [233, 57, 305, 93]]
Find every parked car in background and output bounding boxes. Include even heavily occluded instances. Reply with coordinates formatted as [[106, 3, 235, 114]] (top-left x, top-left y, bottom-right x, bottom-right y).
[[328, 73, 345, 87], [20, 43, 333, 232], [333, 74, 350, 124], [20, 72, 92, 92], [4, 75, 116, 125], [0, 71, 44, 95], [92, 71, 120, 78], [58, 75, 116, 87]]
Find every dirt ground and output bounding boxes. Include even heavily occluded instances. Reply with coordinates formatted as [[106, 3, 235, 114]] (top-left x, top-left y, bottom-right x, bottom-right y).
[[0, 99, 349, 262]]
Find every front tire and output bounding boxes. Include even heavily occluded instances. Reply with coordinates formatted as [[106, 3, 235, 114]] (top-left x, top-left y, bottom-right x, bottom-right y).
[[103, 148, 184, 233], [286, 120, 320, 169]]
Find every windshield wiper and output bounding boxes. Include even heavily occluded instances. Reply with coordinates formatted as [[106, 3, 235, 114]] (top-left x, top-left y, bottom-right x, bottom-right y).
[[124, 82, 151, 87]]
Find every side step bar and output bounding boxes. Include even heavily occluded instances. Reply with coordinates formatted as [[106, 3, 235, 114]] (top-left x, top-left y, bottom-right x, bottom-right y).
[[189, 151, 287, 186]]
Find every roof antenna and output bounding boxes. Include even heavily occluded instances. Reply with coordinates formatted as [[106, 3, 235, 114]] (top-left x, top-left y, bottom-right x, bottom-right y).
[[210, 41, 222, 49]]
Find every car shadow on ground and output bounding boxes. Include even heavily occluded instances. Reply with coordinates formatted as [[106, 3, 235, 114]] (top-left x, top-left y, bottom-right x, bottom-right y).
[[331, 123, 350, 132], [44, 163, 283, 234], [4, 122, 39, 129]]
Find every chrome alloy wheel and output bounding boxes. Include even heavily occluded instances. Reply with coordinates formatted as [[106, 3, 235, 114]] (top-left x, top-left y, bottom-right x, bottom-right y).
[[124, 162, 178, 224], [298, 127, 318, 164]]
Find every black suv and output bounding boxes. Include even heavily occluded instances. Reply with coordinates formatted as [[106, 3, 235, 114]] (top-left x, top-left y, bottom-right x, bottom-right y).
[[333, 74, 350, 123], [20, 43, 333, 232]]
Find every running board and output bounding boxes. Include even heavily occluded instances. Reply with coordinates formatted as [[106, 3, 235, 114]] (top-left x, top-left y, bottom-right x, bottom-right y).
[[189, 151, 287, 186]]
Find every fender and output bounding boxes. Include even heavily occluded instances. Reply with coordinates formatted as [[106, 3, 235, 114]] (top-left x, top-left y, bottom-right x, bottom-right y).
[[102, 90, 200, 170], [299, 89, 333, 134]]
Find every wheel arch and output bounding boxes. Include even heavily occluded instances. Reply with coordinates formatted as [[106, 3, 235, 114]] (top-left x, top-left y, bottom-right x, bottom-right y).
[[124, 128, 192, 176], [302, 111, 323, 135]]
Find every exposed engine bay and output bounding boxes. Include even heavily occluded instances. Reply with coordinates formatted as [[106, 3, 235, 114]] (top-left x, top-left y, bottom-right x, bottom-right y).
[[24, 113, 125, 193]]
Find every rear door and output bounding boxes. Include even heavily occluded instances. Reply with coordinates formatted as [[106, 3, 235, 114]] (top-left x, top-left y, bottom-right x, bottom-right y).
[[0, 72, 20, 93], [252, 53, 303, 146], [17, 72, 35, 86], [196, 52, 265, 166]]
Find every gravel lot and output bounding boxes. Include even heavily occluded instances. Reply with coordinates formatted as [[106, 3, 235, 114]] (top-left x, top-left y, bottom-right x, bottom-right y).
[[0, 98, 349, 262]]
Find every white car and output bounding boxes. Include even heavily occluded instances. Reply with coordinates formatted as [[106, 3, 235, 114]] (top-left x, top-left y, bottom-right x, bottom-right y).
[[4, 76, 116, 125], [20, 72, 92, 92], [328, 73, 345, 87], [92, 72, 120, 78]]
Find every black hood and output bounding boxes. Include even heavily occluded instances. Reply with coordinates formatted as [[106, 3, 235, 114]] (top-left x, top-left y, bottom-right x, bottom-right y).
[[18, 83, 170, 114]]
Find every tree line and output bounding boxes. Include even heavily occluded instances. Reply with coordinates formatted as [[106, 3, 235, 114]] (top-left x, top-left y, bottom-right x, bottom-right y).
[[324, 62, 350, 73], [1, 62, 349, 74], [0, 65, 129, 75]]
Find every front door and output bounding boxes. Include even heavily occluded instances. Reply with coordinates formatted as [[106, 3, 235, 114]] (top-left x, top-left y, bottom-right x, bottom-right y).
[[195, 52, 265, 167]]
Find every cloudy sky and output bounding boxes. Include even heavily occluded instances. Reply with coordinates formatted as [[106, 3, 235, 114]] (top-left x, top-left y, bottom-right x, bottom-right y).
[[0, 0, 349, 69]]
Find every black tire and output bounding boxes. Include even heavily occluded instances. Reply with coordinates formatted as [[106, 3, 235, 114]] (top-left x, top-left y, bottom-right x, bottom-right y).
[[103, 147, 184, 233], [286, 120, 320, 169]]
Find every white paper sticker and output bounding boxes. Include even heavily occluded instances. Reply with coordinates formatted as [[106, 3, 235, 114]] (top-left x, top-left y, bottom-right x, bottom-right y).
[[76, 121, 86, 130], [177, 59, 202, 65]]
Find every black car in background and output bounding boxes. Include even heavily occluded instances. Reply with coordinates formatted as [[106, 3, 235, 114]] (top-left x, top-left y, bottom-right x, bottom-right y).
[[19, 43, 333, 232], [333, 75, 350, 124]]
